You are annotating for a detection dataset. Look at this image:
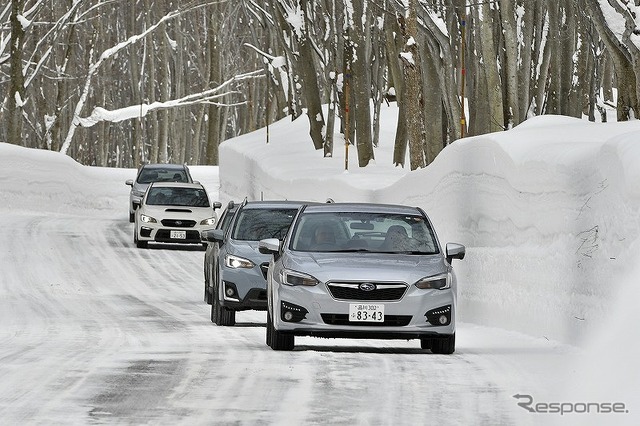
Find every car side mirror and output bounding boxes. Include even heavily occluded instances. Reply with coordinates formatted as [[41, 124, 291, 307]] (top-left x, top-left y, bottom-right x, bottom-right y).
[[213, 201, 222, 210], [259, 238, 281, 256], [125, 179, 134, 186], [446, 243, 465, 264], [132, 199, 141, 209]]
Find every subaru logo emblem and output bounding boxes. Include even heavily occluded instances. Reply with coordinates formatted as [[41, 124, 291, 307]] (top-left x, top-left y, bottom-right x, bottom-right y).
[[359, 282, 376, 292], [176, 221, 182, 226]]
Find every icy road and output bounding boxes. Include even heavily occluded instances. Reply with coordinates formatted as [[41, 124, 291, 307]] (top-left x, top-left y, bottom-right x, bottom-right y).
[[0, 208, 588, 426]]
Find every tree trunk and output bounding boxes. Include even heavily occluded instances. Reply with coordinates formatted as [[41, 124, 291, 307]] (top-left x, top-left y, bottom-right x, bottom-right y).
[[7, 0, 26, 145], [350, 0, 374, 167], [400, 1, 426, 170]]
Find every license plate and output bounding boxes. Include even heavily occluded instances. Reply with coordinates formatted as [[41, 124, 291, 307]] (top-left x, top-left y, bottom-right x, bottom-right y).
[[349, 303, 384, 322], [170, 230, 186, 239]]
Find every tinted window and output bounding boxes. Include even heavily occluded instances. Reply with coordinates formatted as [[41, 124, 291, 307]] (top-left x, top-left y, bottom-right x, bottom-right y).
[[138, 168, 189, 184], [231, 208, 298, 241], [290, 211, 438, 254], [146, 187, 210, 207]]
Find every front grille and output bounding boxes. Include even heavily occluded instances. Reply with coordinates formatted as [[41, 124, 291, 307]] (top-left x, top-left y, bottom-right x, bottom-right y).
[[161, 219, 196, 228], [321, 314, 412, 326], [260, 262, 270, 280], [327, 282, 407, 301]]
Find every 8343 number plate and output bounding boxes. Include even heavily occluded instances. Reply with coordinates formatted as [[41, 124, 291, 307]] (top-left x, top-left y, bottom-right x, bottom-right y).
[[349, 303, 384, 322]]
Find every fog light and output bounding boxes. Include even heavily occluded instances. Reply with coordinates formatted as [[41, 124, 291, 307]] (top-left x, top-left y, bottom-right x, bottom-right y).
[[426, 305, 451, 326], [280, 301, 308, 322], [222, 281, 239, 301]]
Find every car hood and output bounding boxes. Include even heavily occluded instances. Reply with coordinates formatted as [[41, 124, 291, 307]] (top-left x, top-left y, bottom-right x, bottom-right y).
[[140, 205, 214, 221], [228, 240, 271, 265], [282, 251, 448, 283]]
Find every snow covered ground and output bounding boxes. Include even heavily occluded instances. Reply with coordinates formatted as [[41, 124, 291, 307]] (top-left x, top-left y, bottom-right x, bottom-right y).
[[1, 106, 639, 424]]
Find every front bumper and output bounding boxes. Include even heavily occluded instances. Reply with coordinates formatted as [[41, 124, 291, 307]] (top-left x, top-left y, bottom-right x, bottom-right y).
[[273, 283, 455, 339], [137, 224, 206, 245], [218, 264, 270, 311]]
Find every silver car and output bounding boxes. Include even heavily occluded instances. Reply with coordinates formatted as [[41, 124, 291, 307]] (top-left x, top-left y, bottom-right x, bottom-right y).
[[259, 203, 465, 353], [126, 164, 193, 222]]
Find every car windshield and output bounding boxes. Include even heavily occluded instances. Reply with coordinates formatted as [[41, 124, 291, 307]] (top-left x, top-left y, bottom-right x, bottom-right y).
[[231, 208, 298, 241], [289, 211, 439, 254], [138, 168, 188, 184], [146, 187, 210, 207]]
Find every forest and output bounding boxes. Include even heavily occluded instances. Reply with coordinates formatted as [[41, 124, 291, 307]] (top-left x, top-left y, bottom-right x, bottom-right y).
[[1, 0, 639, 170]]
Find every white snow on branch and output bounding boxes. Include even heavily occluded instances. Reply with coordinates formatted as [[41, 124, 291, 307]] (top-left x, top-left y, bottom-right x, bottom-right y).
[[400, 51, 415, 66], [75, 70, 263, 128], [17, 14, 31, 30]]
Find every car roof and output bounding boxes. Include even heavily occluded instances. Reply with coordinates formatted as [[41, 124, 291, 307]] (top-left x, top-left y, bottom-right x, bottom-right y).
[[301, 202, 422, 215], [239, 200, 308, 209], [149, 182, 204, 189], [140, 163, 188, 170]]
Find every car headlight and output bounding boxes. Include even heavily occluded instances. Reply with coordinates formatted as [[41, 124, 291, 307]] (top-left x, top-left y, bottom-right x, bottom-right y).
[[224, 254, 254, 269], [140, 214, 157, 223], [280, 269, 319, 286], [415, 273, 451, 290], [200, 217, 216, 226]]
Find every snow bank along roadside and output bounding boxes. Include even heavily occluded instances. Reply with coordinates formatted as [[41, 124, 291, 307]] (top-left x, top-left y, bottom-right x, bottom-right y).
[[220, 114, 640, 347], [0, 142, 219, 218]]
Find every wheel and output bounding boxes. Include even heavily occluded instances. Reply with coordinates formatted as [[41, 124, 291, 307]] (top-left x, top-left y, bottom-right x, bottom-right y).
[[266, 311, 294, 351], [204, 266, 212, 304], [266, 311, 273, 346], [211, 284, 235, 326], [129, 212, 135, 222], [134, 226, 147, 248], [204, 285, 211, 304], [430, 333, 455, 354], [210, 289, 220, 323]]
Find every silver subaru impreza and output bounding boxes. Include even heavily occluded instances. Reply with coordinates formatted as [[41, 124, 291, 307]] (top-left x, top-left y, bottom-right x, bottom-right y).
[[259, 202, 465, 353]]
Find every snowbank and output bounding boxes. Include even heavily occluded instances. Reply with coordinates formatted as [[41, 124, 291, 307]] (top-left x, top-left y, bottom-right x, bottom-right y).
[[220, 109, 640, 347]]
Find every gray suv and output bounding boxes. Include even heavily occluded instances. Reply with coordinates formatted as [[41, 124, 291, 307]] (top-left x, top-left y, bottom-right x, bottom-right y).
[[204, 200, 305, 326], [259, 203, 465, 353], [125, 164, 193, 222]]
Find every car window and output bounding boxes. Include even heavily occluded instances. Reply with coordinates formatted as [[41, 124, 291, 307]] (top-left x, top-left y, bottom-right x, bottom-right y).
[[146, 187, 210, 207], [138, 168, 189, 184], [217, 208, 237, 232], [290, 211, 439, 254], [231, 208, 298, 241]]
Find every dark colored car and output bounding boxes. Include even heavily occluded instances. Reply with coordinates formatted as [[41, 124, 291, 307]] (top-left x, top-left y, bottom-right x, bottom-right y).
[[125, 164, 193, 222]]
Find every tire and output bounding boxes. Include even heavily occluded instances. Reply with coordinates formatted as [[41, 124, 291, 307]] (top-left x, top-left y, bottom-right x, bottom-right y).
[[266, 311, 294, 351], [211, 284, 235, 326], [210, 290, 220, 324], [204, 269, 212, 304], [430, 333, 455, 355], [129, 212, 135, 223], [134, 227, 147, 249]]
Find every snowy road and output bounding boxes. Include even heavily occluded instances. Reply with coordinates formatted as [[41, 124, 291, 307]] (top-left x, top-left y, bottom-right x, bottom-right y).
[[0, 209, 583, 425]]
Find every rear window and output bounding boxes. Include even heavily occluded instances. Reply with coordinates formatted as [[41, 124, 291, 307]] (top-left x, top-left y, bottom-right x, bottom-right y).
[[138, 168, 189, 184], [231, 208, 298, 241], [146, 187, 209, 207]]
